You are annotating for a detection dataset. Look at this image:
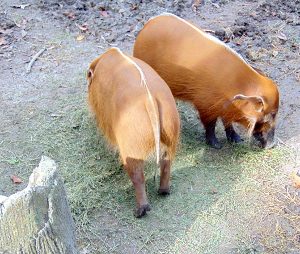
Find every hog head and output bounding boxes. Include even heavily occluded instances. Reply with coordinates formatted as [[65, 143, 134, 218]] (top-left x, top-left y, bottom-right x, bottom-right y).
[[231, 88, 279, 149]]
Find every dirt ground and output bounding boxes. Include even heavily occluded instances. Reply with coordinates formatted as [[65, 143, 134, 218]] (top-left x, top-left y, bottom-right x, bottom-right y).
[[1, 0, 300, 253]]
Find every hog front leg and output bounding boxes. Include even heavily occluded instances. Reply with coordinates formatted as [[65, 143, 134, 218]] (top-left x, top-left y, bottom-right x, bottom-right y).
[[222, 120, 243, 143], [203, 119, 222, 149]]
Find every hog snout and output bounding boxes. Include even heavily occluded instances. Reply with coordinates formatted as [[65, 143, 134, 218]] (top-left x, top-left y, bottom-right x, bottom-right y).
[[253, 127, 277, 149]]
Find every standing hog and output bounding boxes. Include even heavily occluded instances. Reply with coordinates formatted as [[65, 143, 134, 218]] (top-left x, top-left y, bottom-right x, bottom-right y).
[[134, 13, 279, 149], [87, 47, 180, 218]]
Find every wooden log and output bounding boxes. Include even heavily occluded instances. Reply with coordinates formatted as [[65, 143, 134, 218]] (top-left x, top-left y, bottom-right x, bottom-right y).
[[0, 156, 77, 254]]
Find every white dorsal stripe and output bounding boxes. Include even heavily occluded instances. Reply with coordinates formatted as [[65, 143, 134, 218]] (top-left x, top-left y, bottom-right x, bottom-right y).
[[113, 47, 160, 165], [112, 47, 148, 88], [148, 13, 257, 73]]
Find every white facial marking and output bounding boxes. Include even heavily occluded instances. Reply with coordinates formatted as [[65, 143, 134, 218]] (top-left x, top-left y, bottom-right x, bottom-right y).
[[263, 113, 273, 123]]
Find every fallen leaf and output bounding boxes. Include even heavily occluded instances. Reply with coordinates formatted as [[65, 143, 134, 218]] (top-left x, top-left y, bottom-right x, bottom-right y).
[[291, 172, 300, 188], [272, 50, 279, 57], [63, 11, 76, 20], [100, 10, 109, 17], [209, 188, 218, 195], [72, 124, 80, 129], [76, 34, 85, 41], [10, 175, 23, 184], [130, 4, 138, 11], [21, 30, 27, 38], [7, 159, 19, 165], [278, 33, 287, 41], [0, 37, 7, 46], [14, 18, 27, 28], [3, 29, 13, 35], [192, 0, 202, 12], [212, 3, 220, 8], [11, 4, 30, 9], [76, 23, 88, 32], [50, 113, 62, 118]]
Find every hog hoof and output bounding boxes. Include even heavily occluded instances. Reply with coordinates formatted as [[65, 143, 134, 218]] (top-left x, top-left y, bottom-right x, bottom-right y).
[[206, 139, 222, 149], [227, 133, 243, 143], [134, 204, 151, 218], [158, 188, 170, 195]]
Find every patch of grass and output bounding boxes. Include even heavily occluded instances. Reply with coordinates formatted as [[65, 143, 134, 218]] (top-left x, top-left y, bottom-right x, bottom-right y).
[[5, 73, 298, 253], [0, 158, 20, 165]]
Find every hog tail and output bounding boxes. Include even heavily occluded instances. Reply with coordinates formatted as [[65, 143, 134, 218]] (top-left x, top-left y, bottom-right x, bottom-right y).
[[145, 93, 160, 165]]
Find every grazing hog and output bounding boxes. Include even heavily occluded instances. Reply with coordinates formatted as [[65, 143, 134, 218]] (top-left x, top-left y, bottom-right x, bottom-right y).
[[133, 13, 279, 149], [87, 47, 180, 218]]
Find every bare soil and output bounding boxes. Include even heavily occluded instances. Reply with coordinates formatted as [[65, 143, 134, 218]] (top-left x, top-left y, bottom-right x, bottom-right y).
[[0, 0, 299, 253]]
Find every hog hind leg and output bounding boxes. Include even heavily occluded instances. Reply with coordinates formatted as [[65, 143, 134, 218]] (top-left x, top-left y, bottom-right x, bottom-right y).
[[122, 157, 151, 218], [158, 150, 171, 195]]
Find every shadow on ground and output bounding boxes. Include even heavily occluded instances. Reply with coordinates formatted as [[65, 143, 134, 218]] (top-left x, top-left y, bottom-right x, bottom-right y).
[[36, 88, 290, 253]]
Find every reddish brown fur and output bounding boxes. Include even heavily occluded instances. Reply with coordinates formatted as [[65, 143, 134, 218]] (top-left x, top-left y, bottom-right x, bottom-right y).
[[134, 14, 279, 148], [87, 48, 180, 217]]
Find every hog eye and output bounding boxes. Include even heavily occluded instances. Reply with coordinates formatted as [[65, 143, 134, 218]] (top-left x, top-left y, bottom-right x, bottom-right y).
[[271, 112, 276, 119], [254, 122, 264, 131]]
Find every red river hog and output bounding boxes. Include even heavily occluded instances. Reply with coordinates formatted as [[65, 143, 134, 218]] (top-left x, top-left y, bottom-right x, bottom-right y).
[[133, 13, 279, 149], [87, 47, 180, 217]]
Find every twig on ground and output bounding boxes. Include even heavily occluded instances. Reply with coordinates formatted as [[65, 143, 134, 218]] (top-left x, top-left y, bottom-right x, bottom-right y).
[[26, 48, 46, 74], [192, 0, 202, 12], [277, 137, 287, 145]]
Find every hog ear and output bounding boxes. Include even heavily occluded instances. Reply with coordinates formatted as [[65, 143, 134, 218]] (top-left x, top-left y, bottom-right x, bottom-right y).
[[87, 55, 102, 87], [233, 94, 265, 112], [251, 65, 267, 77], [86, 69, 93, 87]]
